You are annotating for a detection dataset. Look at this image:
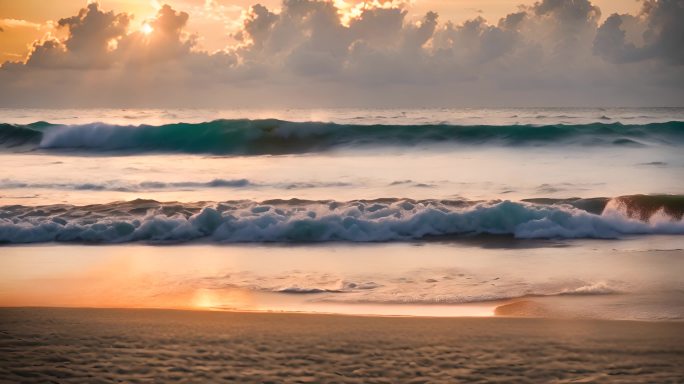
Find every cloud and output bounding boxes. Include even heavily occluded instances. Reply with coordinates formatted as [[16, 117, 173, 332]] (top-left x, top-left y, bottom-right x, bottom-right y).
[[24, 3, 130, 68], [116, 4, 195, 62], [593, 13, 643, 63], [0, 0, 682, 108], [0, 18, 43, 29], [594, 0, 684, 65]]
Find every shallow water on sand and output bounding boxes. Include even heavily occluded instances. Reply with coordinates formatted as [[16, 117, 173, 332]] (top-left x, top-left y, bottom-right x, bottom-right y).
[[1, 238, 682, 320]]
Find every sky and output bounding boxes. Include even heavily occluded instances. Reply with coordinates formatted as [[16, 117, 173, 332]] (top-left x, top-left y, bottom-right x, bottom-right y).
[[0, 0, 681, 107]]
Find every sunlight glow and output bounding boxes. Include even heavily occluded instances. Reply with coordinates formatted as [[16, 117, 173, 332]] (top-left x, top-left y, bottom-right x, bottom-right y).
[[141, 23, 153, 35], [336, 0, 410, 26]]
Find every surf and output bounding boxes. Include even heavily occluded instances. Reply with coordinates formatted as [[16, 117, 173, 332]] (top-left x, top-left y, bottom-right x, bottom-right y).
[[1, 195, 682, 244], [1, 119, 683, 155]]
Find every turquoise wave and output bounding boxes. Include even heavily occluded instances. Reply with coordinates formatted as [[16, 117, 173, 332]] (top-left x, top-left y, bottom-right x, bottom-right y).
[[1, 119, 683, 154]]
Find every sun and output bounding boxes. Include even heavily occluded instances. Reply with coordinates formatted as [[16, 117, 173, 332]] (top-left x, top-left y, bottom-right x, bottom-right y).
[[141, 23, 153, 35]]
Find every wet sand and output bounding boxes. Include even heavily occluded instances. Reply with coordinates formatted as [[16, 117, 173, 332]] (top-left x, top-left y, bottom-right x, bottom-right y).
[[1, 307, 683, 383], [2, 242, 683, 320]]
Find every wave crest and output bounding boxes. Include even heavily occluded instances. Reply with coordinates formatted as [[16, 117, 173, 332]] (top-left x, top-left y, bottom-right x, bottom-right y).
[[1, 119, 683, 154], [1, 196, 682, 244]]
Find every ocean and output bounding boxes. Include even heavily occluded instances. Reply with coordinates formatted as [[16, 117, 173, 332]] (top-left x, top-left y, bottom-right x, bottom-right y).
[[1, 107, 683, 319]]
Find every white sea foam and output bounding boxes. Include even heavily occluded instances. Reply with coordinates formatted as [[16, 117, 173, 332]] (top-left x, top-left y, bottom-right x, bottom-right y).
[[193, 269, 630, 305], [1, 199, 682, 243], [558, 282, 619, 296]]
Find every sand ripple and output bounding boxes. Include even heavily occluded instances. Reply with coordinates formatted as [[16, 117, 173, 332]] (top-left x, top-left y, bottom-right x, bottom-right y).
[[1, 308, 683, 383]]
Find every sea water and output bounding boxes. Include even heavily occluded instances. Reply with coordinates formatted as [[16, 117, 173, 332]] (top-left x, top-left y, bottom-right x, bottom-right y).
[[1, 108, 682, 318]]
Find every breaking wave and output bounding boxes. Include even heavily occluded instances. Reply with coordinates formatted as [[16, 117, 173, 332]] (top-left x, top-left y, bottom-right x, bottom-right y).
[[1, 195, 682, 244], [1, 119, 683, 154]]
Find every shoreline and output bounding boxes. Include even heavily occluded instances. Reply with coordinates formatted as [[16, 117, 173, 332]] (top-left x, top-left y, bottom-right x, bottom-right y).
[[2, 303, 684, 322], [2, 289, 684, 322]]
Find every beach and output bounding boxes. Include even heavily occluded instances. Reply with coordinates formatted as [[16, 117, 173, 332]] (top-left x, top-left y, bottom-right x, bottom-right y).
[[1, 107, 683, 382], [2, 307, 683, 383], [2, 240, 683, 382]]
